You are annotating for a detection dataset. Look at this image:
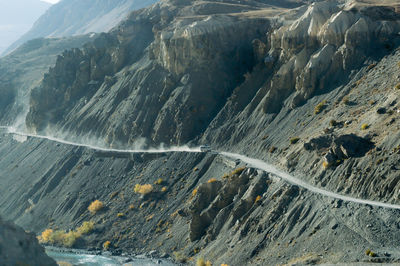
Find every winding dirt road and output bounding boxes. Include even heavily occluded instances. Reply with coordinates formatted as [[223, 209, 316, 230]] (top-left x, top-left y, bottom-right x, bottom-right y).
[[2, 126, 400, 210]]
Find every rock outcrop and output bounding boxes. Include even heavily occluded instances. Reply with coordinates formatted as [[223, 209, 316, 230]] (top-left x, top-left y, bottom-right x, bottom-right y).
[[0, 217, 56, 265]]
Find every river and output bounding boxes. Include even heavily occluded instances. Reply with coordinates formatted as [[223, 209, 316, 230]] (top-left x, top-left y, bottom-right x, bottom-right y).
[[46, 249, 176, 266]]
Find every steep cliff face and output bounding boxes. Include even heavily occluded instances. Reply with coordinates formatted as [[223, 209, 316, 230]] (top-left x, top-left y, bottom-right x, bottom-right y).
[[4, 0, 158, 55], [26, 0, 276, 146]]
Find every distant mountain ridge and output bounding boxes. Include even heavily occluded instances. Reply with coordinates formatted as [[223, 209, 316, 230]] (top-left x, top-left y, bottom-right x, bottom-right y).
[[3, 0, 157, 55]]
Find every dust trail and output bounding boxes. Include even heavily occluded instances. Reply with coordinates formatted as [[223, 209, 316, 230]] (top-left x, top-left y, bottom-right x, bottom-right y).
[[2, 126, 400, 210], [221, 152, 400, 210], [3, 127, 201, 153]]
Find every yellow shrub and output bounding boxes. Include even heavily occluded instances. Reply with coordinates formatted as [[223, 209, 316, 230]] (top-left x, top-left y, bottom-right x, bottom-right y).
[[62, 231, 80, 247], [50, 230, 66, 245], [196, 258, 213, 266], [76, 221, 94, 235], [365, 249, 376, 257], [39, 229, 54, 243], [221, 264, 230, 266], [207, 178, 217, 183], [88, 200, 104, 214], [161, 186, 167, 192], [361, 124, 369, 130], [117, 212, 125, 218], [129, 204, 135, 210], [134, 184, 153, 195], [231, 167, 245, 176], [154, 178, 163, 185], [314, 100, 327, 114], [103, 241, 111, 250], [192, 188, 198, 197], [255, 195, 262, 203], [322, 161, 330, 169]]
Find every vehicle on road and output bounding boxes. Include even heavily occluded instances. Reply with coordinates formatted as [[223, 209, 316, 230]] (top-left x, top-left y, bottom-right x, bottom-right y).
[[200, 145, 211, 152]]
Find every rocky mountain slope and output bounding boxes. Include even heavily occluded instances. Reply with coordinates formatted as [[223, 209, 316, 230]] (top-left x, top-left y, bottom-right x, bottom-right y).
[[0, 216, 56, 265], [1, 0, 400, 265], [3, 0, 158, 56]]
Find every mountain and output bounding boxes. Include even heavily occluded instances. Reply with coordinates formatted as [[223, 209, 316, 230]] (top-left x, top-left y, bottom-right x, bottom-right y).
[[0, 0, 51, 55], [0, 34, 98, 127], [1, 0, 400, 265], [3, 0, 158, 55]]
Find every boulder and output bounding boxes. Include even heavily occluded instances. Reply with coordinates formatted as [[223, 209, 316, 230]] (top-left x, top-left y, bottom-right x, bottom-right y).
[[0, 217, 56, 265]]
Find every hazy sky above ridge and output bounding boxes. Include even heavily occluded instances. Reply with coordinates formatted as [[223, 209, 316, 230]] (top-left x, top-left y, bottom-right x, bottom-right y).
[[0, 0, 55, 54]]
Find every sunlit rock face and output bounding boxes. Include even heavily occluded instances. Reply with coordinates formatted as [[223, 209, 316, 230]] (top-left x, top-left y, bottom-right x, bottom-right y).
[[262, 1, 400, 111]]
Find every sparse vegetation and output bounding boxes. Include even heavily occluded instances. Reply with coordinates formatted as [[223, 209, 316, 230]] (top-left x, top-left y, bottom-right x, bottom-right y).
[[38, 220, 95, 248], [329, 119, 337, 127], [88, 200, 104, 214], [255, 195, 262, 203], [134, 184, 153, 195], [269, 146, 277, 153], [367, 63, 376, 70], [343, 96, 350, 105], [173, 251, 188, 263], [322, 161, 330, 169], [38, 229, 54, 243], [196, 258, 212, 266], [76, 221, 94, 235], [314, 100, 327, 114], [207, 178, 217, 183], [231, 167, 245, 176], [395, 83, 400, 90], [361, 123, 369, 130], [365, 249, 377, 257], [62, 231, 80, 247], [290, 137, 300, 144], [154, 178, 163, 185], [103, 241, 111, 250]]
